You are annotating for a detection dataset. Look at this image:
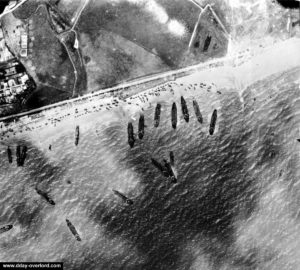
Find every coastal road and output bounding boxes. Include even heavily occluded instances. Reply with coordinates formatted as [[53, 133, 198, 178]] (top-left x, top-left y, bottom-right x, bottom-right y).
[[0, 53, 230, 122], [0, 37, 299, 126], [0, 0, 29, 20]]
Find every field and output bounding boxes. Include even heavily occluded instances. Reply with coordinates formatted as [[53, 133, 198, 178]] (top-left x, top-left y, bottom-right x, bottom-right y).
[[24, 84, 70, 110], [73, 0, 230, 90], [77, 0, 202, 67], [79, 30, 169, 92], [29, 6, 75, 92], [12, 0, 39, 20], [56, 0, 84, 22]]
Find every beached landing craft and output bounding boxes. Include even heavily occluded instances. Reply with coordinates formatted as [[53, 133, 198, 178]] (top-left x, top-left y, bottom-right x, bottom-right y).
[[35, 187, 55, 206], [7, 146, 12, 163], [16, 145, 27, 166], [154, 103, 161, 128], [193, 100, 203, 124], [181, 96, 189, 122], [112, 189, 133, 205], [0, 225, 13, 234], [127, 122, 135, 148], [138, 114, 145, 139], [20, 146, 27, 166], [209, 109, 218, 135], [16, 145, 21, 165], [66, 219, 81, 241], [75, 125, 80, 146], [171, 102, 177, 129]]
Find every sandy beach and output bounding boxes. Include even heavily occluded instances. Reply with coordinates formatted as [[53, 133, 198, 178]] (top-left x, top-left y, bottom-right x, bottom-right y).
[[0, 37, 299, 149]]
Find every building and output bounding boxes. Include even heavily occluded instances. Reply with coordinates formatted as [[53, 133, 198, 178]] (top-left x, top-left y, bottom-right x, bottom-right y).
[[0, 21, 34, 110], [20, 32, 28, 57], [0, 60, 32, 105], [5, 66, 17, 76]]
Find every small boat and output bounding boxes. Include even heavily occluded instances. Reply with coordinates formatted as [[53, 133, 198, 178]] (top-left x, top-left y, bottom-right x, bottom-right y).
[[0, 225, 13, 234], [127, 122, 135, 148], [112, 190, 133, 205], [66, 219, 81, 241], [209, 109, 217, 135], [154, 103, 161, 127], [75, 125, 80, 146], [171, 102, 177, 129], [138, 114, 145, 140], [35, 188, 55, 205], [181, 96, 189, 122], [193, 100, 203, 124]]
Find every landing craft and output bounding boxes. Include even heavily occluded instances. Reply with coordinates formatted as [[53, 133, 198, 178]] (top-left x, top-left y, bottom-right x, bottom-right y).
[[209, 109, 218, 135], [169, 151, 175, 166], [163, 159, 177, 183], [171, 102, 177, 129], [0, 225, 13, 234], [127, 122, 135, 148], [151, 158, 169, 177], [66, 219, 81, 241], [7, 146, 12, 163], [16, 145, 21, 166], [20, 146, 27, 166], [193, 100, 203, 124], [75, 125, 80, 146], [154, 103, 161, 127], [35, 188, 55, 205], [138, 114, 145, 139], [163, 159, 173, 175], [112, 189, 133, 205], [181, 96, 189, 122]]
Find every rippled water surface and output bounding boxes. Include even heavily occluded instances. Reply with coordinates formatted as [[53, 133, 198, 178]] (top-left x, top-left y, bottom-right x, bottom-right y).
[[0, 68, 300, 270]]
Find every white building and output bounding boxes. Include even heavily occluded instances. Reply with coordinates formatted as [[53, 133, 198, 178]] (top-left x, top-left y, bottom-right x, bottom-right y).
[[20, 32, 28, 57]]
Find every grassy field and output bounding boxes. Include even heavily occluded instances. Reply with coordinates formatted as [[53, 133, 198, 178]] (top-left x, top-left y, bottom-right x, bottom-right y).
[[77, 0, 202, 68], [28, 6, 75, 91], [24, 84, 70, 110], [56, 0, 84, 22], [12, 0, 39, 20], [80, 30, 169, 91]]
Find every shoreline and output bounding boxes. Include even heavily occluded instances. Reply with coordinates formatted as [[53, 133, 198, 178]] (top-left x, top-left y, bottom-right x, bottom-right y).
[[0, 37, 299, 146]]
